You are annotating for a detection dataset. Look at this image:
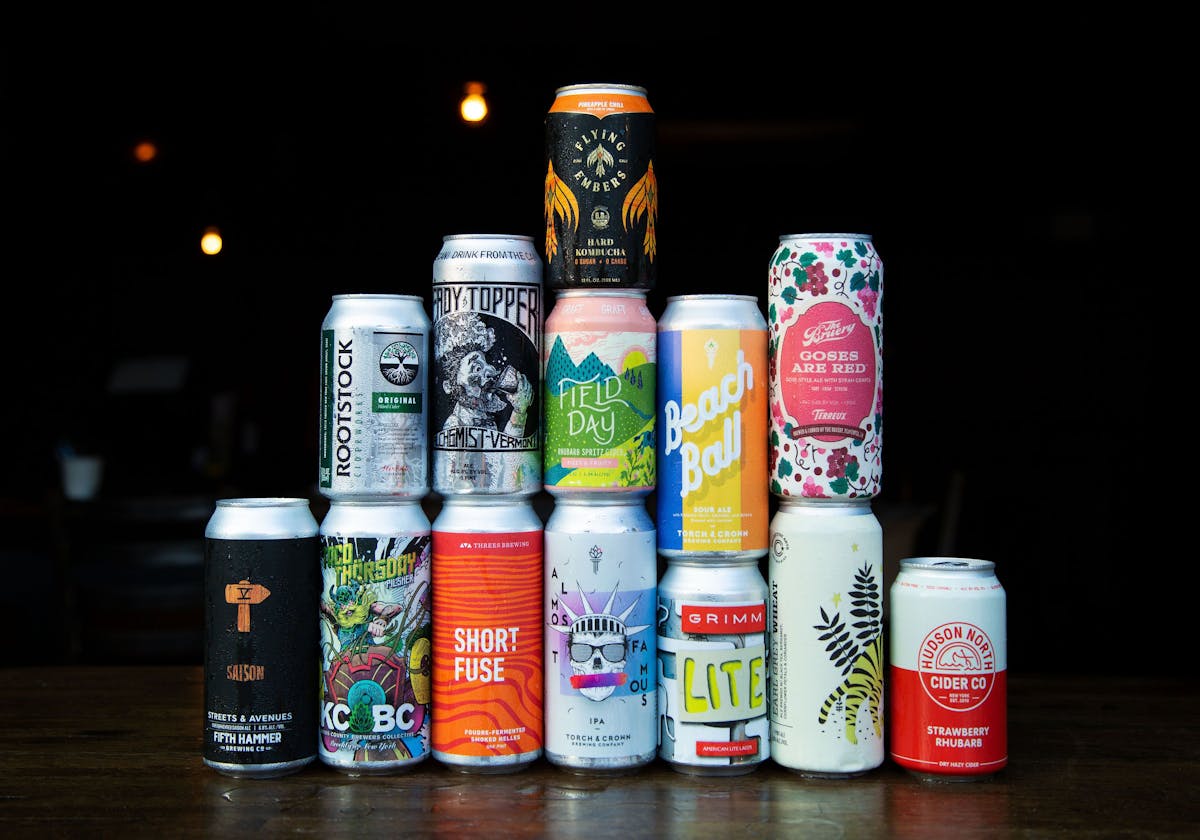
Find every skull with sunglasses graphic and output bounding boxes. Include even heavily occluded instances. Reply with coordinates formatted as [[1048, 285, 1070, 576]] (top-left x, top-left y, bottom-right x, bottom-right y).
[[550, 581, 651, 701]]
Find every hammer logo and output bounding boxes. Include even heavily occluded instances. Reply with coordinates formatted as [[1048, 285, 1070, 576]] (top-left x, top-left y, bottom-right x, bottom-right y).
[[225, 579, 271, 632]]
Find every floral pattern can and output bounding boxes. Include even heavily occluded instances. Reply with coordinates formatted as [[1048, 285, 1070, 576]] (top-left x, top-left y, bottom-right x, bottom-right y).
[[768, 233, 883, 500]]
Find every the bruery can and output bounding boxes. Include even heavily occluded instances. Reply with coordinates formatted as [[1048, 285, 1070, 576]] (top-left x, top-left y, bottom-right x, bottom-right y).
[[657, 557, 769, 775], [431, 497, 544, 772], [431, 234, 543, 496], [203, 498, 319, 778], [544, 498, 657, 771], [768, 499, 885, 777], [657, 294, 768, 558], [318, 499, 432, 774], [544, 83, 656, 290], [889, 557, 1007, 781], [543, 290, 656, 495], [768, 233, 883, 500], [319, 294, 430, 498]]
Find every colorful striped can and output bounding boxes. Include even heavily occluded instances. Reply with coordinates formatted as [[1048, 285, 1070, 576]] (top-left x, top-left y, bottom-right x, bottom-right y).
[[656, 294, 768, 558]]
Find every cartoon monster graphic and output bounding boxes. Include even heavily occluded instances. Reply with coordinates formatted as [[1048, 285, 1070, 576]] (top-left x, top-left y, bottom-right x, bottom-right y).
[[549, 581, 651, 701]]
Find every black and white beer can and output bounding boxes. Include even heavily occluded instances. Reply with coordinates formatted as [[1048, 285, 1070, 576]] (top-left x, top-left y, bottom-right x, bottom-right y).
[[431, 234, 543, 496], [319, 294, 430, 499], [657, 556, 769, 775], [204, 498, 319, 778], [318, 499, 432, 775]]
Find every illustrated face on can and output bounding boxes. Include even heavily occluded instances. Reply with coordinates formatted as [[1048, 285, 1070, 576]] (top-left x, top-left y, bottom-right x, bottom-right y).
[[569, 618, 628, 701]]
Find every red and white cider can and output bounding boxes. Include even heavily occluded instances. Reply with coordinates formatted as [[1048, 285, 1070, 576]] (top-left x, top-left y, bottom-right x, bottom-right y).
[[888, 558, 1007, 781]]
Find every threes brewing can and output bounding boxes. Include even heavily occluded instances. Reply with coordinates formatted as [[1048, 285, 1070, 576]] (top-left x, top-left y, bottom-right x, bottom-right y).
[[432, 498, 544, 771], [768, 500, 885, 777], [432, 235, 543, 496], [319, 294, 430, 498], [204, 498, 319, 778], [889, 558, 1007, 781], [657, 294, 768, 557], [657, 558, 769, 775], [543, 290, 656, 495], [318, 500, 432, 774], [544, 499, 657, 771], [768, 233, 883, 500], [544, 83, 656, 290]]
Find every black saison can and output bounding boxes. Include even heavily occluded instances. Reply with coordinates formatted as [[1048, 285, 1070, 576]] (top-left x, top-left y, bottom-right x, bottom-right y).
[[545, 83, 656, 290], [204, 498, 320, 778]]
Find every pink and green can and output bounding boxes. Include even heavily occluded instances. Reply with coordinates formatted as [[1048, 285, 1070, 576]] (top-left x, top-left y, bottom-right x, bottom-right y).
[[768, 233, 883, 500]]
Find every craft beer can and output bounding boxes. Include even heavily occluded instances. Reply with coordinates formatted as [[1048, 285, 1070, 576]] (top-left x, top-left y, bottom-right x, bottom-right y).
[[432, 497, 544, 772], [544, 289, 656, 496], [318, 500, 432, 774], [204, 498, 319, 778], [889, 558, 1007, 781], [768, 499, 885, 777], [431, 234, 543, 496], [544, 83, 657, 290], [768, 233, 883, 500], [544, 498, 657, 772], [657, 557, 769, 775], [657, 294, 768, 558], [319, 294, 430, 499]]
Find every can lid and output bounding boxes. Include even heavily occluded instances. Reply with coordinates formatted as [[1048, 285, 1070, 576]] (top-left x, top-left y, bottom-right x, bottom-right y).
[[331, 293, 423, 302], [900, 556, 996, 573], [441, 233, 534, 243], [777, 498, 874, 515], [554, 83, 648, 97], [665, 293, 758, 303], [555, 288, 647, 299], [779, 232, 874, 241]]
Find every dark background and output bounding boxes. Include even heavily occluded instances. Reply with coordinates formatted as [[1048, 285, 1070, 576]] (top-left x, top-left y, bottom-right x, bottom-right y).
[[2, 16, 1150, 672]]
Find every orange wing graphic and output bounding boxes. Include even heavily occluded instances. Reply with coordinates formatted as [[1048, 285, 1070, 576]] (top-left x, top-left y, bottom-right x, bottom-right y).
[[544, 161, 579, 261], [621, 160, 657, 263]]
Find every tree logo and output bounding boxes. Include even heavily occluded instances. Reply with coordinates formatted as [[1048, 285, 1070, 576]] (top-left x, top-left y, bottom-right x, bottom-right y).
[[380, 341, 419, 386]]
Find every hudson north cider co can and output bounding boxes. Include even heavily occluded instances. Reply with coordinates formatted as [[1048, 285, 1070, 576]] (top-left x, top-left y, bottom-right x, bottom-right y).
[[543, 289, 656, 495], [657, 294, 768, 558], [544, 83, 656, 290], [889, 558, 1008, 781], [768, 233, 883, 500]]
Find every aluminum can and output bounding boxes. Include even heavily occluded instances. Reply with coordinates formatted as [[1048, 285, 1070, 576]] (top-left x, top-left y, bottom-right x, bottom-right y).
[[318, 500, 432, 774], [319, 294, 430, 499], [431, 497, 544, 772], [431, 234, 543, 496], [657, 294, 768, 558], [544, 290, 656, 496], [889, 557, 1007, 781], [767, 499, 884, 777], [544, 498, 657, 772], [657, 557, 769, 775], [203, 498, 319, 778], [544, 83, 656, 290], [768, 233, 883, 500]]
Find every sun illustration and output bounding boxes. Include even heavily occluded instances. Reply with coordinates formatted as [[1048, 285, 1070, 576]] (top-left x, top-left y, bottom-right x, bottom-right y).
[[621, 348, 649, 372]]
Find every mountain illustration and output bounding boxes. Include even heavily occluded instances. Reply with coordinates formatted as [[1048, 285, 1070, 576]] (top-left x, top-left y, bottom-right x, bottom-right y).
[[545, 337, 618, 397]]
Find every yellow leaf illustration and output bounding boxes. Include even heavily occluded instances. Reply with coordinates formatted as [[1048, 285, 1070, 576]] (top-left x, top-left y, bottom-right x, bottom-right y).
[[621, 160, 657, 263], [544, 161, 579, 261]]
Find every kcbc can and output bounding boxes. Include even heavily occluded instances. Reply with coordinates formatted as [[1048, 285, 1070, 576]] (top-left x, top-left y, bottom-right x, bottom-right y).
[[204, 498, 319, 778]]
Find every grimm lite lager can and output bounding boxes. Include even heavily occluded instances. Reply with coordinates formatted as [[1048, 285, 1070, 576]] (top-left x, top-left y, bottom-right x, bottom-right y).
[[545, 83, 656, 290], [432, 234, 543, 496], [204, 498, 319, 778]]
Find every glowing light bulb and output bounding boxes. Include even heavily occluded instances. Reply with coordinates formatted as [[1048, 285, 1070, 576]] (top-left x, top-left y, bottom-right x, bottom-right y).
[[200, 227, 223, 255], [460, 82, 488, 123], [134, 141, 158, 163]]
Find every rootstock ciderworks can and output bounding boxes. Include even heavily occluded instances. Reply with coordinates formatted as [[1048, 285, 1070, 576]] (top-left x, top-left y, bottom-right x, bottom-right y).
[[543, 498, 658, 772], [768, 233, 883, 501], [203, 498, 319, 779], [431, 497, 544, 772], [318, 500, 432, 775], [544, 83, 656, 290], [319, 294, 431, 499], [657, 294, 768, 558], [543, 289, 656, 496], [657, 557, 769, 776], [431, 234, 543, 496], [889, 557, 1007, 781]]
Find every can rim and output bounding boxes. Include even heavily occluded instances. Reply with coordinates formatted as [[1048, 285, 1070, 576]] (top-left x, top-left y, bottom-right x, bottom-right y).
[[554, 83, 648, 97], [330, 294, 424, 302], [900, 556, 996, 572], [665, 294, 758, 303], [555, 289, 648, 299], [779, 232, 874, 241], [216, 497, 310, 509], [441, 234, 535, 243], [776, 499, 875, 515]]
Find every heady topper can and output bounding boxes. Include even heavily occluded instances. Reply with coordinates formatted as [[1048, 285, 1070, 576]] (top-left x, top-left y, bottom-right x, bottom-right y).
[[544, 83, 656, 290], [204, 498, 319, 778], [889, 557, 1007, 781], [319, 294, 431, 499], [543, 289, 656, 496], [768, 233, 883, 500], [657, 294, 768, 558], [318, 500, 432, 775], [432, 234, 543, 496]]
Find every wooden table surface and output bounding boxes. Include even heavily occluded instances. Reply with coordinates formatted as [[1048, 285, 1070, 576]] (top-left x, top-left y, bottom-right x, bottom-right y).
[[1, 668, 1195, 838]]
